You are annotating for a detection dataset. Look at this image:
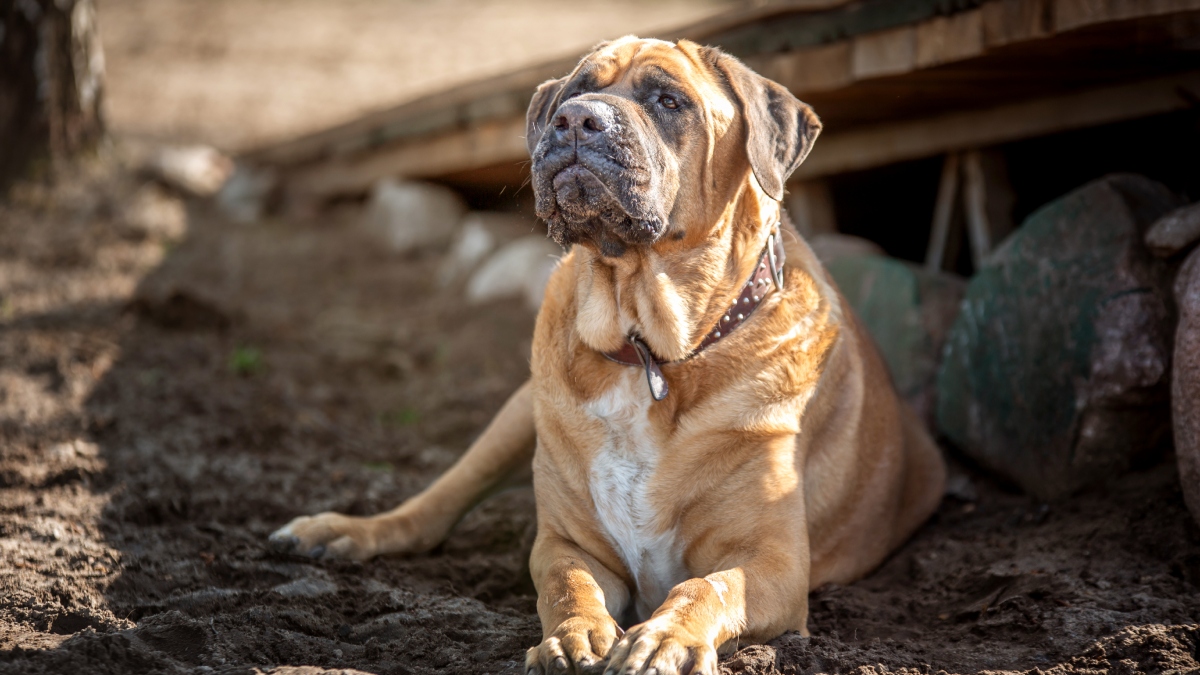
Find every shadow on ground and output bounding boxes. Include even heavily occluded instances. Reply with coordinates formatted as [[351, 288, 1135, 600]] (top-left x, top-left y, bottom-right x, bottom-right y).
[[1, 157, 1199, 674]]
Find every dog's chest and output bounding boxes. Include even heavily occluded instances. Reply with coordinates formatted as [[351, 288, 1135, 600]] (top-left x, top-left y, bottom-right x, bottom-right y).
[[585, 371, 687, 618]]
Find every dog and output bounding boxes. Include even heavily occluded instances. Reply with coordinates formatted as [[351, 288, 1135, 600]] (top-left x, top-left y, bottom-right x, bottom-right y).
[[270, 36, 946, 675]]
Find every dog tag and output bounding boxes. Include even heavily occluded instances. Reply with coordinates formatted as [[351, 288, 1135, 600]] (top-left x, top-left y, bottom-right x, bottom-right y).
[[629, 337, 669, 401]]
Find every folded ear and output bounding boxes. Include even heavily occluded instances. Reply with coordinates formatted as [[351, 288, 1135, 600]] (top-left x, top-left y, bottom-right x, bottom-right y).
[[706, 48, 822, 201], [526, 77, 567, 156]]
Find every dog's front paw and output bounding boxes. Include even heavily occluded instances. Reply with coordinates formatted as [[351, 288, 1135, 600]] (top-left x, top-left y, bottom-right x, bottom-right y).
[[268, 512, 381, 561], [525, 615, 623, 675], [602, 618, 718, 675]]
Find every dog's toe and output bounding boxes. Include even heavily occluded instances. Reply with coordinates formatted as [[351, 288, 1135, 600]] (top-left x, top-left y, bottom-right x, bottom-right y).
[[267, 529, 301, 554]]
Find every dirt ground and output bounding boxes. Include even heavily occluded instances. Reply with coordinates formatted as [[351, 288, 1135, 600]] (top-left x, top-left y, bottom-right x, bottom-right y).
[[97, 0, 733, 152], [1, 151, 1199, 675]]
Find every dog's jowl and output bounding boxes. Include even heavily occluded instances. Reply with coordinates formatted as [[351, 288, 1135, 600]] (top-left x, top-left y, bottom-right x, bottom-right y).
[[271, 36, 946, 675]]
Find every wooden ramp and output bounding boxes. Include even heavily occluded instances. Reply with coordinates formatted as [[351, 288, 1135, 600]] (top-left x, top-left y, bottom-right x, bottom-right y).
[[240, 0, 1200, 205]]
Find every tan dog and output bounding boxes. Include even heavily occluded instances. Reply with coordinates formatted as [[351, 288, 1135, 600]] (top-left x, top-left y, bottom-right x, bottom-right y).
[[270, 36, 945, 675]]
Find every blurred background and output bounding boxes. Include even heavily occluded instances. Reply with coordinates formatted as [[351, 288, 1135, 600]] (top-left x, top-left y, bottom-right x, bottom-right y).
[[98, 0, 734, 151]]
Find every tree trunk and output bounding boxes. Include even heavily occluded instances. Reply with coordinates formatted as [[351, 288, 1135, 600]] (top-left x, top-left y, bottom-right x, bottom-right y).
[[0, 0, 106, 193]]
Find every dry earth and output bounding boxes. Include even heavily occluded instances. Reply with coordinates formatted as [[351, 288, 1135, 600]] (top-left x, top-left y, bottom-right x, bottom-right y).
[[0, 153, 1198, 675]]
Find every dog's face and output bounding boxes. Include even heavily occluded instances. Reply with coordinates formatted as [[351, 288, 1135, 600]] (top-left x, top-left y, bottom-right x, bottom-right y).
[[526, 37, 822, 258]]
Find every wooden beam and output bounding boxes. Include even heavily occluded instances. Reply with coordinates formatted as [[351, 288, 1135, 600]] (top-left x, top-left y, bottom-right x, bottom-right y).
[[786, 180, 839, 238], [961, 148, 1015, 266], [925, 153, 961, 272], [795, 70, 1200, 180], [287, 116, 528, 198]]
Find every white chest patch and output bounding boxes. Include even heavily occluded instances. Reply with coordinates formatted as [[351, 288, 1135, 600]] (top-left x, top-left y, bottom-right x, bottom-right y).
[[585, 370, 687, 619]]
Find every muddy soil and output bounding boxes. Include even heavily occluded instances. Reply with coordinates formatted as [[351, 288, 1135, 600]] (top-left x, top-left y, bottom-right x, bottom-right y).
[[1, 156, 1199, 675]]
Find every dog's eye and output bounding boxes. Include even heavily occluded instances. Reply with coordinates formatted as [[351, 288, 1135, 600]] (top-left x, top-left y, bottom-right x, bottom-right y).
[[658, 95, 679, 110], [565, 91, 582, 100]]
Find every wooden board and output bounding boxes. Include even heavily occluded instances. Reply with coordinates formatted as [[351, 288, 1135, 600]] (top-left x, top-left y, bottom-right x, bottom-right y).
[[250, 0, 1200, 199], [793, 70, 1200, 180]]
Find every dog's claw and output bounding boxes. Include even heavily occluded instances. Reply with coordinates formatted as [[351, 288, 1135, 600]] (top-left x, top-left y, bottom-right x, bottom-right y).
[[267, 531, 300, 553], [308, 545, 326, 559]]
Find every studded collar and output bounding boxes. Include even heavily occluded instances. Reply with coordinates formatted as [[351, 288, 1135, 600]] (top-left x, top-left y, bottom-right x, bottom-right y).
[[602, 226, 786, 401]]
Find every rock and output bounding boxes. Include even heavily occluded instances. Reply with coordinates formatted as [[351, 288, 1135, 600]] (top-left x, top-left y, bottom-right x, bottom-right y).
[[437, 211, 539, 287], [937, 174, 1183, 500], [146, 145, 234, 197], [216, 164, 277, 224], [825, 254, 965, 428], [272, 576, 338, 599], [466, 236, 562, 310], [362, 179, 466, 253], [130, 289, 232, 331], [1173, 247, 1200, 526], [809, 233, 885, 266], [122, 184, 187, 240], [1145, 202, 1200, 258]]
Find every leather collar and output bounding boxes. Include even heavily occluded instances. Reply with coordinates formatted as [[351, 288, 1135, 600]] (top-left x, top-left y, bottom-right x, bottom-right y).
[[603, 226, 786, 401]]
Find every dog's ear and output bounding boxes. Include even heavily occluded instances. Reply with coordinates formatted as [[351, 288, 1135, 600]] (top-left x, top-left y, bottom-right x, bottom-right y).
[[526, 77, 567, 156], [706, 48, 822, 201]]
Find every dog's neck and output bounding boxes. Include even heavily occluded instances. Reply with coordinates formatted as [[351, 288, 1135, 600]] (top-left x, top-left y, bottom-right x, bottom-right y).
[[573, 181, 781, 362]]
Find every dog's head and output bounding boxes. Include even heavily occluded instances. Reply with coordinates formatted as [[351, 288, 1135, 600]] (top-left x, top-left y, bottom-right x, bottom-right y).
[[527, 36, 821, 258]]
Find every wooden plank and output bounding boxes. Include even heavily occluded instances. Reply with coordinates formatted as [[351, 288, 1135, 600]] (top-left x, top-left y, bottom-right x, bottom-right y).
[[982, 0, 1053, 47], [245, 0, 1200, 178], [786, 180, 839, 238], [925, 153, 961, 272], [852, 25, 916, 80], [288, 116, 528, 198], [915, 10, 984, 68], [962, 150, 995, 267], [748, 41, 853, 95], [794, 70, 1200, 180], [1055, 0, 1200, 32]]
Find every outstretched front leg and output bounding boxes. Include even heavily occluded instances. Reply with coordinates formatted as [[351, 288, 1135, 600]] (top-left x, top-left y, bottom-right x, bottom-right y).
[[525, 533, 630, 675], [604, 530, 810, 675], [269, 380, 535, 560]]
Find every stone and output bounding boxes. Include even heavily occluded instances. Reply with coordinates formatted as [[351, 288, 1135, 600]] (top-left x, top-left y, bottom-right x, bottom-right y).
[[146, 145, 234, 197], [808, 233, 885, 266], [1145, 201, 1200, 258], [437, 211, 539, 287], [216, 164, 277, 224], [1173, 247, 1200, 526], [122, 184, 187, 240], [825, 253, 965, 428], [466, 236, 562, 310], [272, 576, 338, 599], [362, 179, 467, 253], [937, 174, 1183, 500]]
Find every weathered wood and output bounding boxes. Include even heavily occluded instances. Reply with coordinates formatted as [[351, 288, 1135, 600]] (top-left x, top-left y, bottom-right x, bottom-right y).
[[786, 180, 838, 239], [795, 70, 1200, 180], [749, 42, 853, 95], [1055, 0, 1200, 33], [915, 10, 984, 69], [852, 26, 916, 80], [926, 153, 962, 272], [252, 0, 1200, 200], [981, 0, 1053, 47], [287, 116, 528, 199], [962, 149, 1015, 266], [0, 0, 105, 191]]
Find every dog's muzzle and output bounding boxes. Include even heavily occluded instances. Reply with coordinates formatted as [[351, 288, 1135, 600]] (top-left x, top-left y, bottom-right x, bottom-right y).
[[531, 98, 667, 255]]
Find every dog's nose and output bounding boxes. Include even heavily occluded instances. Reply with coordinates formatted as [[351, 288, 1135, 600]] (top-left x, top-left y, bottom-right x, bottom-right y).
[[553, 100, 611, 146]]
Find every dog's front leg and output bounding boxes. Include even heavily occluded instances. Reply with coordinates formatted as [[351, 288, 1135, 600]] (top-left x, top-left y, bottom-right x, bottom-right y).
[[604, 549, 809, 675], [526, 534, 630, 675], [269, 381, 535, 560]]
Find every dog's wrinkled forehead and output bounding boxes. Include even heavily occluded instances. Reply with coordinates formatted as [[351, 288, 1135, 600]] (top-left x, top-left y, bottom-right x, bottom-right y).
[[566, 37, 736, 129]]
